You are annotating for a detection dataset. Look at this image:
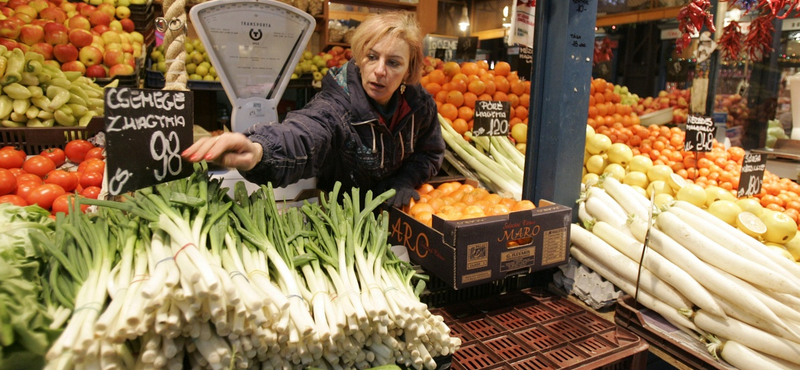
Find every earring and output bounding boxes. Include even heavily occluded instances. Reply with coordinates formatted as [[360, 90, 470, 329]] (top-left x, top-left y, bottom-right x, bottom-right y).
[[400, 83, 406, 94]]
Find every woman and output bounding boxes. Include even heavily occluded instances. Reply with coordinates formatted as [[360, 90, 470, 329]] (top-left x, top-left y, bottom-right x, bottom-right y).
[[182, 11, 444, 207]]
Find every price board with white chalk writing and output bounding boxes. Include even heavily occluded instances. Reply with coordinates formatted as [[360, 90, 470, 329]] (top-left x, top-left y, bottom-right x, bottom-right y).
[[738, 153, 768, 198], [472, 100, 510, 137], [683, 114, 715, 152], [104, 87, 194, 195]]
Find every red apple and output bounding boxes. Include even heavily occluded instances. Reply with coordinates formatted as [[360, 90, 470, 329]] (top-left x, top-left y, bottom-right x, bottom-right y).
[[108, 20, 122, 32], [53, 43, 78, 62], [13, 4, 38, 20], [67, 15, 91, 30], [38, 6, 66, 24], [7, 0, 30, 10], [96, 3, 115, 17], [11, 13, 33, 25], [30, 19, 49, 27], [343, 49, 352, 60], [68, 28, 93, 48], [119, 18, 134, 33], [78, 45, 103, 66], [44, 29, 68, 45], [0, 38, 21, 51], [28, 0, 50, 13], [79, 4, 96, 18], [108, 63, 133, 77], [19, 24, 44, 46], [91, 24, 110, 35], [0, 20, 22, 40], [31, 42, 53, 59], [85, 64, 106, 78], [60, 1, 76, 13], [61, 60, 85, 74], [89, 11, 111, 27], [123, 52, 135, 67], [103, 47, 123, 67], [42, 59, 60, 69], [100, 30, 120, 45]]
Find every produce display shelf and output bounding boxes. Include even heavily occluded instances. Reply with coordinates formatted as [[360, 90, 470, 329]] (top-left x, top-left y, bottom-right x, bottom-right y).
[[614, 295, 736, 370], [0, 117, 105, 155], [442, 289, 649, 370]]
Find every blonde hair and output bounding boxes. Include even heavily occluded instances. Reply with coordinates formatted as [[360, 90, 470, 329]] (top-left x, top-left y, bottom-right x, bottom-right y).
[[349, 11, 424, 85]]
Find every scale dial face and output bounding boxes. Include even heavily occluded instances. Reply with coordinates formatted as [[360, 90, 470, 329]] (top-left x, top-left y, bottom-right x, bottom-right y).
[[192, 1, 313, 100]]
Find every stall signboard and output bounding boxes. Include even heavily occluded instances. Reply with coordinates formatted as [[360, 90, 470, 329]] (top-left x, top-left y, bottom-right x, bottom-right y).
[[473, 100, 510, 137], [424, 34, 458, 61], [683, 114, 715, 152], [738, 153, 768, 198], [104, 87, 194, 195]]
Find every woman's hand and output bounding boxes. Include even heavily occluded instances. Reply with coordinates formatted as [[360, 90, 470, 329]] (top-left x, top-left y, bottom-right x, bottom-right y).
[[181, 132, 263, 172]]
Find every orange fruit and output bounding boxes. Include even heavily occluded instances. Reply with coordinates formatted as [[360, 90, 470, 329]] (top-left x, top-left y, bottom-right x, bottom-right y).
[[458, 106, 474, 121], [451, 118, 469, 134], [493, 91, 509, 101], [428, 69, 446, 84], [446, 90, 464, 107], [451, 78, 468, 94], [494, 61, 511, 76], [510, 117, 523, 127], [508, 93, 519, 108], [420, 75, 429, 86], [515, 106, 528, 120], [435, 90, 448, 103], [468, 80, 486, 95], [511, 80, 525, 95], [511, 200, 536, 211], [478, 93, 492, 101], [425, 83, 442, 96], [461, 62, 479, 76], [463, 92, 478, 109], [440, 103, 459, 121], [476, 60, 489, 70], [443, 61, 461, 77], [484, 80, 496, 95], [495, 76, 510, 93]]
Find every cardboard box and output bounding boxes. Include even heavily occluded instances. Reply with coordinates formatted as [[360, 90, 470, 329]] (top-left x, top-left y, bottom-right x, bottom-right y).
[[388, 198, 572, 290]]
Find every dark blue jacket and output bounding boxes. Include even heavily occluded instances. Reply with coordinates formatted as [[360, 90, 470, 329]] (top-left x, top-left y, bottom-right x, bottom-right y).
[[241, 61, 444, 194]]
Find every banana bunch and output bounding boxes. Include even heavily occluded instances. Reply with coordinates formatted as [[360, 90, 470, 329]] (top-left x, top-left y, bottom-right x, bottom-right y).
[[0, 46, 117, 129]]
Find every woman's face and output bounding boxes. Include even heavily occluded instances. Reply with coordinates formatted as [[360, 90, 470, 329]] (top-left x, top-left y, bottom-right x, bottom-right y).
[[359, 36, 411, 107]]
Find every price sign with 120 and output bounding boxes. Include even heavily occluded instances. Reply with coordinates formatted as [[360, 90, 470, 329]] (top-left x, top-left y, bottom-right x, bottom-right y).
[[104, 87, 194, 195], [683, 114, 715, 152], [737, 153, 768, 198], [472, 100, 510, 137]]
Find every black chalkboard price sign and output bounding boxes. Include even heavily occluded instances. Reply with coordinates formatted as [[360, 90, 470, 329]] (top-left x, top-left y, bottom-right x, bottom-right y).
[[683, 114, 715, 152], [738, 153, 768, 198], [104, 87, 194, 196], [472, 100, 510, 137]]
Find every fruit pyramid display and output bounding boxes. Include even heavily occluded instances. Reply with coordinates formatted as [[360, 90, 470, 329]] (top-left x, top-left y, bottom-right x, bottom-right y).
[[291, 46, 352, 83], [0, 0, 146, 79]]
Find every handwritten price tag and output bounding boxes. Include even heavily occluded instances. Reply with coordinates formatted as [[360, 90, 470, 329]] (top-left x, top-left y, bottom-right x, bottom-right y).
[[104, 87, 194, 195], [472, 100, 510, 137], [738, 153, 768, 198], [683, 114, 715, 152]]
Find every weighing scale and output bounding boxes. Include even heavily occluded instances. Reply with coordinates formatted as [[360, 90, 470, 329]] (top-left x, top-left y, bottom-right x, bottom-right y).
[[189, 0, 317, 198]]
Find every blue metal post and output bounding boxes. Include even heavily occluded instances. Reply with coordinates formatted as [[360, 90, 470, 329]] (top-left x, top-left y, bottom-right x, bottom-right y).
[[524, 0, 598, 212]]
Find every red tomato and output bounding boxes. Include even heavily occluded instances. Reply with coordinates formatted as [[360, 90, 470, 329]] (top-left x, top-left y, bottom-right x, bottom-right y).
[[16, 182, 39, 200], [84, 147, 105, 161], [79, 171, 104, 188], [8, 168, 26, 177], [16, 173, 43, 185], [78, 158, 105, 174], [25, 184, 65, 210], [0, 150, 25, 169], [40, 148, 66, 167], [51, 194, 89, 215], [81, 186, 102, 199], [0, 194, 27, 206], [0, 146, 26, 160], [64, 140, 95, 163], [22, 156, 56, 178], [0, 169, 16, 196], [44, 170, 79, 192]]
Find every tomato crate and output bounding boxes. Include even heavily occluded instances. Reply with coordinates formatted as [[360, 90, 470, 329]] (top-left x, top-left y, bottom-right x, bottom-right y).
[[614, 296, 736, 370], [0, 117, 104, 155], [446, 289, 649, 370]]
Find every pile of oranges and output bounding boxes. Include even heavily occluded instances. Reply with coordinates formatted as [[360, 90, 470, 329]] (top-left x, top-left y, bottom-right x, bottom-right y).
[[586, 78, 641, 134], [421, 61, 531, 137], [403, 181, 536, 226]]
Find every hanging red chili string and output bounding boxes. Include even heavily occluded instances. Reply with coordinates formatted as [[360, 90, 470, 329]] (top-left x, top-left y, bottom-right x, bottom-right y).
[[676, 0, 716, 54], [744, 10, 775, 61], [593, 37, 614, 66], [718, 20, 743, 61], [759, 0, 798, 18]]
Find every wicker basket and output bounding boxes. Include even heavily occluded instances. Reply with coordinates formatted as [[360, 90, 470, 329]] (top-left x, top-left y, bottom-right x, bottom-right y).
[[308, 0, 323, 15], [343, 28, 356, 44]]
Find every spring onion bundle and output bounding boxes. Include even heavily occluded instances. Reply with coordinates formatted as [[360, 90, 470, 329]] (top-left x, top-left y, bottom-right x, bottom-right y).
[[35, 163, 459, 370]]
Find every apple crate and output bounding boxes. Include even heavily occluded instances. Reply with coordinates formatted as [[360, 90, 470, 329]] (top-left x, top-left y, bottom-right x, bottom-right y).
[[0, 117, 104, 155]]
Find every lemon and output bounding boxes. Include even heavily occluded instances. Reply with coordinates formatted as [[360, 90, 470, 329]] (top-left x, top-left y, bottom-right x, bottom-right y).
[[629, 155, 653, 173], [630, 185, 648, 199], [676, 183, 706, 208], [582, 173, 600, 186], [783, 236, 800, 261], [586, 125, 595, 139], [704, 186, 736, 207], [607, 143, 634, 166], [586, 134, 612, 155], [759, 210, 798, 244], [654, 193, 675, 209], [764, 242, 796, 261], [585, 154, 607, 175], [736, 211, 767, 238], [736, 198, 764, 217], [707, 200, 742, 226], [603, 163, 626, 181], [646, 164, 674, 183], [646, 180, 673, 197], [622, 171, 649, 189]]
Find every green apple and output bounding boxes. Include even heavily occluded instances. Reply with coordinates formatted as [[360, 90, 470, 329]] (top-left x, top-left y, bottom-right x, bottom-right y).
[[302, 50, 313, 60], [185, 63, 197, 75], [195, 64, 208, 76]]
